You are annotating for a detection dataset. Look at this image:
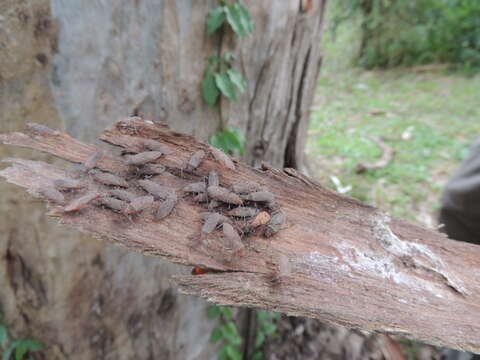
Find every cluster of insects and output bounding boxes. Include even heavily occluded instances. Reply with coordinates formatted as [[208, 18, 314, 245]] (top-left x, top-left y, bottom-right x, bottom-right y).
[[38, 139, 178, 221], [37, 132, 285, 267]]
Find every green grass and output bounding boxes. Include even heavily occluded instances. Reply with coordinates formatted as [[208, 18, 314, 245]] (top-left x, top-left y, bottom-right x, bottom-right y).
[[307, 15, 480, 225]]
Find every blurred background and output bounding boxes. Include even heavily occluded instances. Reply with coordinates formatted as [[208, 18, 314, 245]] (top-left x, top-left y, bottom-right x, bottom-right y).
[[308, 0, 480, 227]]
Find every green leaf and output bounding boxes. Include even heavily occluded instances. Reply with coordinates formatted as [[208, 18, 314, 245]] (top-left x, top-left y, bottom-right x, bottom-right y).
[[254, 332, 265, 348], [227, 69, 247, 93], [13, 339, 43, 360], [252, 350, 263, 360], [222, 130, 244, 153], [236, 3, 254, 34], [220, 307, 233, 320], [225, 345, 242, 360], [263, 323, 277, 335], [256, 311, 269, 323], [207, 305, 221, 319], [3, 342, 16, 360], [214, 72, 237, 100], [225, 5, 247, 37], [220, 324, 242, 346], [0, 324, 7, 347], [202, 71, 220, 106], [209, 133, 229, 153], [206, 6, 226, 35], [218, 346, 229, 360], [223, 52, 235, 63], [210, 328, 223, 344]]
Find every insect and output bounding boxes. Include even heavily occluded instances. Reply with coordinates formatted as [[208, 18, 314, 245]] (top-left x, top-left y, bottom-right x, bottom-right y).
[[270, 254, 292, 286], [207, 186, 243, 205], [125, 151, 163, 166], [83, 150, 104, 172], [108, 189, 136, 202], [183, 182, 207, 193], [241, 191, 275, 203], [232, 182, 263, 194], [264, 211, 285, 237], [91, 170, 129, 188], [27, 123, 60, 136], [200, 212, 229, 234], [207, 200, 220, 210], [192, 193, 209, 203], [142, 139, 172, 154], [53, 178, 85, 191], [250, 211, 271, 227], [226, 207, 259, 218], [208, 170, 220, 187], [137, 164, 166, 176], [155, 197, 176, 221], [96, 197, 128, 213], [138, 179, 173, 200], [191, 267, 216, 275], [126, 195, 154, 214], [63, 193, 102, 212], [222, 223, 244, 252], [185, 150, 205, 172], [39, 186, 65, 203], [209, 146, 235, 170]]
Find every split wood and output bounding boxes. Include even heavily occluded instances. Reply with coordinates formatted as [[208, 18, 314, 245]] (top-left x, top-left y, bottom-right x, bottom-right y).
[[0, 119, 479, 354]]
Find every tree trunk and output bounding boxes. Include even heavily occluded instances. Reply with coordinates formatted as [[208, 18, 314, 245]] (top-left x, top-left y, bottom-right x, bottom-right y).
[[0, 1, 326, 359]]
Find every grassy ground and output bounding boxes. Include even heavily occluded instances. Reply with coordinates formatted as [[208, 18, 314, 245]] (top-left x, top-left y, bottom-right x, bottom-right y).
[[306, 21, 480, 226]]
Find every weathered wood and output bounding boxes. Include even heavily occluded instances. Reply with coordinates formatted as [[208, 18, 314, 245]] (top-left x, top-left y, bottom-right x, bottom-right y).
[[1, 118, 479, 354], [0, 1, 328, 358]]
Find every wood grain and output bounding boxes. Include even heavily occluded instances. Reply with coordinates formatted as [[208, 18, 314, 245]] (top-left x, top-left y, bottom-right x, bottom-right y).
[[1, 118, 479, 354]]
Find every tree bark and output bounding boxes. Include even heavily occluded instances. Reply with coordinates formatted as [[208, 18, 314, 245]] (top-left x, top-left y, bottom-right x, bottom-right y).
[[0, 0, 326, 359], [1, 119, 479, 355]]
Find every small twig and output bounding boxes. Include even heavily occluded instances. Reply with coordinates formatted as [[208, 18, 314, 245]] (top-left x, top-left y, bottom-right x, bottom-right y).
[[356, 136, 393, 173]]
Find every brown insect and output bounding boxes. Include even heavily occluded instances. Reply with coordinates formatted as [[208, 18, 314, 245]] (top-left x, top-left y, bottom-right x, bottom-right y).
[[200, 212, 229, 234], [250, 211, 271, 228], [209, 146, 235, 170], [63, 193, 102, 212], [155, 197, 176, 221], [126, 195, 154, 214], [91, 170, 129, 188], [192, 193, 209, 203], [183, 182, 206, 193], [191, 267, 215, 275], [108, 189, 136, 202], [207, 186, 243, 205], [125, 151, 163, 166], [27, 123, 60, 136], [226, 207, 259, 218], [264, 211, 285, 237], [84, 151, 104, 172], [186, 150, 205, 172], [142, 139, 172, 154], [138, 179, 173, 200], [222, 223, 244, 252], [39, 186, 65, 203], [242, 191, 275, 203], [232, 182, 263, 194], [208, 170, 220, 187], [207, 200, 220, 210], [53, 178, 85, 190], [270, 254, 292, 286], [96, 197, 128, 213], [137, 164, 166, 176]]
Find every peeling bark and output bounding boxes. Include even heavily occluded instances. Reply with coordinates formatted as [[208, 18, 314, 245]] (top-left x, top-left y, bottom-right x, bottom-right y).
[[1, 119, 479, 355]]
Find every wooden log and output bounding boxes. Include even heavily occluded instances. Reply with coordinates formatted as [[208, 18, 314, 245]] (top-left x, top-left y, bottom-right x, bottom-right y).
[[1, 118, 479, 354]]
